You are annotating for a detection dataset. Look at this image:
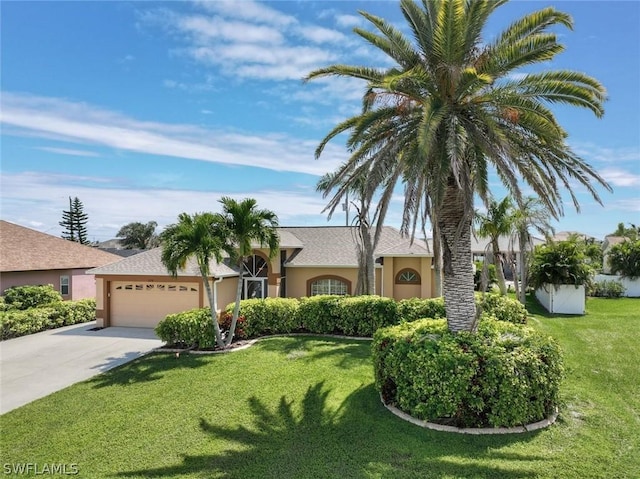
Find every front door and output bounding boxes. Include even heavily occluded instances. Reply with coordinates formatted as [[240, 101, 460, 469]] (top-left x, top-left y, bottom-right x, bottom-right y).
[[244, 278, 267, 299]]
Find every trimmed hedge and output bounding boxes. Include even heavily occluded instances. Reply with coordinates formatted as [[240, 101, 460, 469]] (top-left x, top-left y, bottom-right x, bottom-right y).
[[224, 298, 301, 337], [476, 294, 528, 324], [397, 297, 446, 322], [372, 317, 563, 428], [0, 299, 96, 340], [2, 284, 63, 311], [155, 308, 216, 349], [162, 294, 530, 347]]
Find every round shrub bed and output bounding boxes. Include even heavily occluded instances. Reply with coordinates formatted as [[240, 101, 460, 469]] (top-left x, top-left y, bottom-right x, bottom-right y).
[[372, 317, 563, 428]]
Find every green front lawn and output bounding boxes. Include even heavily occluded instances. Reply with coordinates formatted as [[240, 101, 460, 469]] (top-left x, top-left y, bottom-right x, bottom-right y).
[[1, 297, 638, 478]]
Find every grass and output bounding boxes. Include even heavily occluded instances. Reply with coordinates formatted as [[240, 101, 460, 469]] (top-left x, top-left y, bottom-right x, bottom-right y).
[[1, 297, 639, 478]]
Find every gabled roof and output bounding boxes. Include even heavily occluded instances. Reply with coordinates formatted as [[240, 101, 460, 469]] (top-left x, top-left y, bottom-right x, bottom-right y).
[[87, 226, 431, 276], [0, 220, 121, 272], [282, 226, 431, 267], [88, 247, 239, 277], [470, 234, 546, 254]]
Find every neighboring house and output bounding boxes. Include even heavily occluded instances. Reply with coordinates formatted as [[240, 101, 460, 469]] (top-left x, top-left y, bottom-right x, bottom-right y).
[[602, 235, 628, 274], [0, 220, 121, 300], [468, 234, 545, 280], [551, 231, 597, 242], [96, 239, 144, 258], [88, 226, 434, 328]]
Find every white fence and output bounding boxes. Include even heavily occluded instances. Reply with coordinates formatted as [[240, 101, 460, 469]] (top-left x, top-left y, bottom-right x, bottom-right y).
[[593, 274, 640, 297], [535, 284, 585, 315]]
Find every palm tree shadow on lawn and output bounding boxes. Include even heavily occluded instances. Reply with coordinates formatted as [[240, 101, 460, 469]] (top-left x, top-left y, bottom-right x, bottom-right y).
[[87, 353, 210, 388], [117, 382, 545, 479]]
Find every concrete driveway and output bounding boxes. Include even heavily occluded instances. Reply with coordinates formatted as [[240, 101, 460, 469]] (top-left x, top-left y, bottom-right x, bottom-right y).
[[0, 321, 163, 414]]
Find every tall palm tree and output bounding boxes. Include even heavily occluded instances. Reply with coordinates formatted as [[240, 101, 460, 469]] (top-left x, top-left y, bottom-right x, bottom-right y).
[[317, 165, 398, 295], [511, 196, 554, 303], [160, 212, 229, 349], [474, 196, 514, 295], [215, 197, 279, 347], [307, 0, 610, 332]]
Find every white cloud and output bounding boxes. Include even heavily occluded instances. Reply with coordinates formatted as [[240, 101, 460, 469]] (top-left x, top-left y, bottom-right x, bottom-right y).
[[0, 92, 345, 176], [599, 168, 640, 187], [177, 15, 284, 44], [295, 25, 347, 44], [335, 14, 364, 29], [0, 171, 334, 240], [193, 0, 297, 28], [572, 142, 640, 164], [35, 147, 101, 157], [606, 198, 640, 212]]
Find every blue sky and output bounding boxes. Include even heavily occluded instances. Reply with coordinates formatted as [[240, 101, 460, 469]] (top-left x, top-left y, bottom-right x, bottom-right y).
[[1, 0, 638, 242]]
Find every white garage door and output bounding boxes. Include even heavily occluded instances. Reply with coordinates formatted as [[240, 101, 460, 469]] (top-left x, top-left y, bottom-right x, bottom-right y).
[[110, 281, 200, 328]]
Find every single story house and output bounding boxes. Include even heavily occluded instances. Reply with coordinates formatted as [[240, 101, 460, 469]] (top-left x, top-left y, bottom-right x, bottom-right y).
[[88, 226, 435, 328], [0, 220, 122, 300]]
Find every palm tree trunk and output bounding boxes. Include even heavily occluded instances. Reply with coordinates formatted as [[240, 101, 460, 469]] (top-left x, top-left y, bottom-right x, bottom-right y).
[[200, 274, 225, 349], [433, 225, 443, 297], [492, 239, 508, 295], [518, 231, 528, 304], [438, 182, 476, 333], [226, 266, 244, 347]]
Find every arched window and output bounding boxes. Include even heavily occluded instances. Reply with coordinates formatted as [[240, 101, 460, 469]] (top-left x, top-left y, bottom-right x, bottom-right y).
[[395, 268, 421, 284], [307, 276, 351, 296], [243, 254, 269, 278], [242, 254, 270, 299]]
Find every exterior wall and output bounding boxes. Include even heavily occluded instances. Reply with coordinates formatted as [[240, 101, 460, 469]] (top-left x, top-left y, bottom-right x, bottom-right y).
[[594, 274, 640, 297], [284, 267, 358, 298], [380, 256, 434, 300], [535, 284, 585, 314], [95, 274, 205, 327], [209, 277, 239, 311], [0, 269, 96, 301], [71, 269, 96, 300]]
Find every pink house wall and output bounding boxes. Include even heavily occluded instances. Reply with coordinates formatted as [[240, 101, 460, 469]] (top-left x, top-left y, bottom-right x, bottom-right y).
[[0, 269, 97, 301]]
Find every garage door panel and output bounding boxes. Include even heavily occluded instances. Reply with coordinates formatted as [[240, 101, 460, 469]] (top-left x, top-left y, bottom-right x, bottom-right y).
[[111, 282, 199, 327]]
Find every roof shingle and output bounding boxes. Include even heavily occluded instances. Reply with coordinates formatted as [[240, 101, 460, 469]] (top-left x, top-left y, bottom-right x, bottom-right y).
[[0, 220, 122, 272]]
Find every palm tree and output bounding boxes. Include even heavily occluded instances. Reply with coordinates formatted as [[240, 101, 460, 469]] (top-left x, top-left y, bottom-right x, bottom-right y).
[[215, 197, 279, 347], [160, 212, 229, 349], [474, 196, 514, 295], [317, 165, 398, 295], [307, 0, 611, 332], [511, 197, 554, 304]]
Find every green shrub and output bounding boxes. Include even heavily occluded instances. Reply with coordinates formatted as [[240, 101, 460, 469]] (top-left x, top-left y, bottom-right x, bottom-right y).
[[588, 279, 626, 298], [529, 241, 594, 289], [155, 308, 216, 349], [297, 295, 342, 334], [224, 297, 301, 338], [333, 296, 399, 336], [0, 299, 95, 340], [397, 297, 446, 322], [2, 284, 62, 310], [218, 311, 248, 340], [607, 239, 640, 280], [372, 318, 563, 428], [477, 293, 528, 324]]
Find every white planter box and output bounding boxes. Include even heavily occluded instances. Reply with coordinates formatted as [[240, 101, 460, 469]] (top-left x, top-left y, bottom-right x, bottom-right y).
[[594, 274, 640, 298], [535, 284, 585, 315]]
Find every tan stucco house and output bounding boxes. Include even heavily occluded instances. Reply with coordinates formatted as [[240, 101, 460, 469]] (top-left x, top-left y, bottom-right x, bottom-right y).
[[88, 226, 435, 328], [0, 220, 121, 300]]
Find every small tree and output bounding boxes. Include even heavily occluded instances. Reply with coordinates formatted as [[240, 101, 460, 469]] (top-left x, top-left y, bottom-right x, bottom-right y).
[[529, 240, 594, 290], [59, 196, 89, 244], [215, 197, 279, 347], [117, 221, 160, 249], [607, 239, 640, 280], [160, 212, 229, 349]]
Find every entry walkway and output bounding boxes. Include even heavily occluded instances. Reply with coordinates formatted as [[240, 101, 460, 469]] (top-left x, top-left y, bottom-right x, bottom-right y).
[[0, 321, 162, 414]]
